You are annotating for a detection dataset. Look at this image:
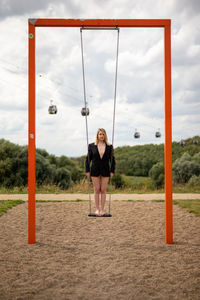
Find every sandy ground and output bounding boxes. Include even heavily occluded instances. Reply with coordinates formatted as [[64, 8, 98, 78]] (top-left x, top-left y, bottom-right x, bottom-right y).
[[0, 193, 200, 201], [0, 199, 200, 300]]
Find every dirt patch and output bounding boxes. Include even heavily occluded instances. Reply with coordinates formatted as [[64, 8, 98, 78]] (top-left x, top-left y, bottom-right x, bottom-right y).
[[0, 201, 200, 299]]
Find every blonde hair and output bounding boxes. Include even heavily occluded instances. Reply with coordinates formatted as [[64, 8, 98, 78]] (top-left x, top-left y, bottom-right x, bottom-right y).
[[95, 128, 110, 145]]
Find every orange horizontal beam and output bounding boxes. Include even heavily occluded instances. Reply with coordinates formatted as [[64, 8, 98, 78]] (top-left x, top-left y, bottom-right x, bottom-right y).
[[29, 18, 170, 28]]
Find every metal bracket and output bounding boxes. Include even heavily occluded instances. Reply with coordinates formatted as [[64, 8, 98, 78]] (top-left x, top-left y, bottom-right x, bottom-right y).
[[29, 19, 38, 25]]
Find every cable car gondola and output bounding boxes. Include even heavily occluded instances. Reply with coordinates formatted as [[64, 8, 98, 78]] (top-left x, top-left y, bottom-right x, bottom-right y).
[[155, 129, 161, 138], [180, 140, 185, 147], [134, 129, 140, 139], [81, 107, 89, 116], [193, 139, 199, 145], [48, 100, 57, 114]]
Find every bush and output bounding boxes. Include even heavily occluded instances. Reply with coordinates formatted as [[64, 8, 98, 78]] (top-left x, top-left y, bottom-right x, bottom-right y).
[[121, 175, 134, 188], [53, 167, 72, 189], [173, 152, 200, 184], [36, 153, 54, 185], [149, 162, 164, 188], [112, 173, 125, 189], [14, 147, 28, 186], [71, 167, 85, 183], [187, 175, 200, 187], [193, 152, 200, 164]]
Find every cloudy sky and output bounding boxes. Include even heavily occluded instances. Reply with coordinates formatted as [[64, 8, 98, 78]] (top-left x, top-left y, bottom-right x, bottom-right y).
[[0, 0, 199, 157]]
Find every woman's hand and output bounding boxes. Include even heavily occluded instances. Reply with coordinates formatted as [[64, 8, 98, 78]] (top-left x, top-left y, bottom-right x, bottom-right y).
[[110, 172, 114, 179], [86, 172, 91, 180]]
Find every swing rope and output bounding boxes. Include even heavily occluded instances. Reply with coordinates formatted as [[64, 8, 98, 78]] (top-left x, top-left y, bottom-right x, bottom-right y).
[[80, 27, 120, 216], [80, 28, 92, 214], [109, 27, 120, 215]]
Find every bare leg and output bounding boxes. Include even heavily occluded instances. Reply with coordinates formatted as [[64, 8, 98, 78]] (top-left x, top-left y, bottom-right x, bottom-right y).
[[92, 177, 101, 216], [100, 177, 109, 216]]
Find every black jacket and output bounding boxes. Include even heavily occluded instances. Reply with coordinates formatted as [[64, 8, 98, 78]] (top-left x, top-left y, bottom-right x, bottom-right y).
[[85, 143, 115, 177]]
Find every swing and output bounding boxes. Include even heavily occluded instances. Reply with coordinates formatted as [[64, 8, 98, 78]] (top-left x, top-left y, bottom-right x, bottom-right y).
[[88, 212, 112, 217], [80, 27, 120, 217]]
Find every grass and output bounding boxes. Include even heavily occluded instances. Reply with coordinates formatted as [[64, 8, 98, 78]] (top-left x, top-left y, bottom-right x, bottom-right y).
[[172, 186, 200, 193], [0, 200, 25, 217], [151, 200, 164, 203], [173, 199, 200, 217], [128, 176, 151, 184], [0, 186, 28, 194], [127, 199, 145, 202], [151, 199, 200, 216], [0, 176, 200, 194]]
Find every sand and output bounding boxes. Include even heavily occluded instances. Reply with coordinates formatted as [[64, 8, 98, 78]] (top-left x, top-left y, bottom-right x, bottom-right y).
[[0, 199, 200, 300], [0, 193, 200, 201]]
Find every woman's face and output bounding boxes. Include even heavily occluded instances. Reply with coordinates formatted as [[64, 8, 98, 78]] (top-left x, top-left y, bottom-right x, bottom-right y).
[[98, 130, 105, 142]]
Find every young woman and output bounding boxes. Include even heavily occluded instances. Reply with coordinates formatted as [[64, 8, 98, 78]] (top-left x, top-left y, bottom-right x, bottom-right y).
[[85, 128, 115, 216]]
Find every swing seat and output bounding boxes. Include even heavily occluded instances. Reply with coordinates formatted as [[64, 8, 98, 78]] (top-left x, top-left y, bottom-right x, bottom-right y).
[[88, 213, 112, 217]]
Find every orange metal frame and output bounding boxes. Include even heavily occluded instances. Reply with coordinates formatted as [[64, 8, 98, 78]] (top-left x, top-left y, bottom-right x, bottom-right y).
[[28, 19, 173, 244]]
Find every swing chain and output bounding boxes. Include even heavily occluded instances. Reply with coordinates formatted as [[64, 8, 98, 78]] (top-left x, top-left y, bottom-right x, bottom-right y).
[[80, 27, 120, 216]]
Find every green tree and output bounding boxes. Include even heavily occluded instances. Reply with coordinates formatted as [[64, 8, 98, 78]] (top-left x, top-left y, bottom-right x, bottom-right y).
[[13, 146, 28, 186], [149, 162, 164, 188], [112, 173, 125, 188], [36, 152, 54, 185], [53, 167, 72, 189], [187, 175, 200, 187], [172, 152, 200, 184]]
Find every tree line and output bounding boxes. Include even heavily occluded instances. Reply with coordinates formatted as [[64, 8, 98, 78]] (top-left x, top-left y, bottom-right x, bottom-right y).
[[0, 136, 200, 189], [0, 139, 84, 189], [78, 136, 200, 188]]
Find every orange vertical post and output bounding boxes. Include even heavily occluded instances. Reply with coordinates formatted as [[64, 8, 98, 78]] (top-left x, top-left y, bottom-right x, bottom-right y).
[[164, 22, 173, 244], [28, 21, 36, 244]]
